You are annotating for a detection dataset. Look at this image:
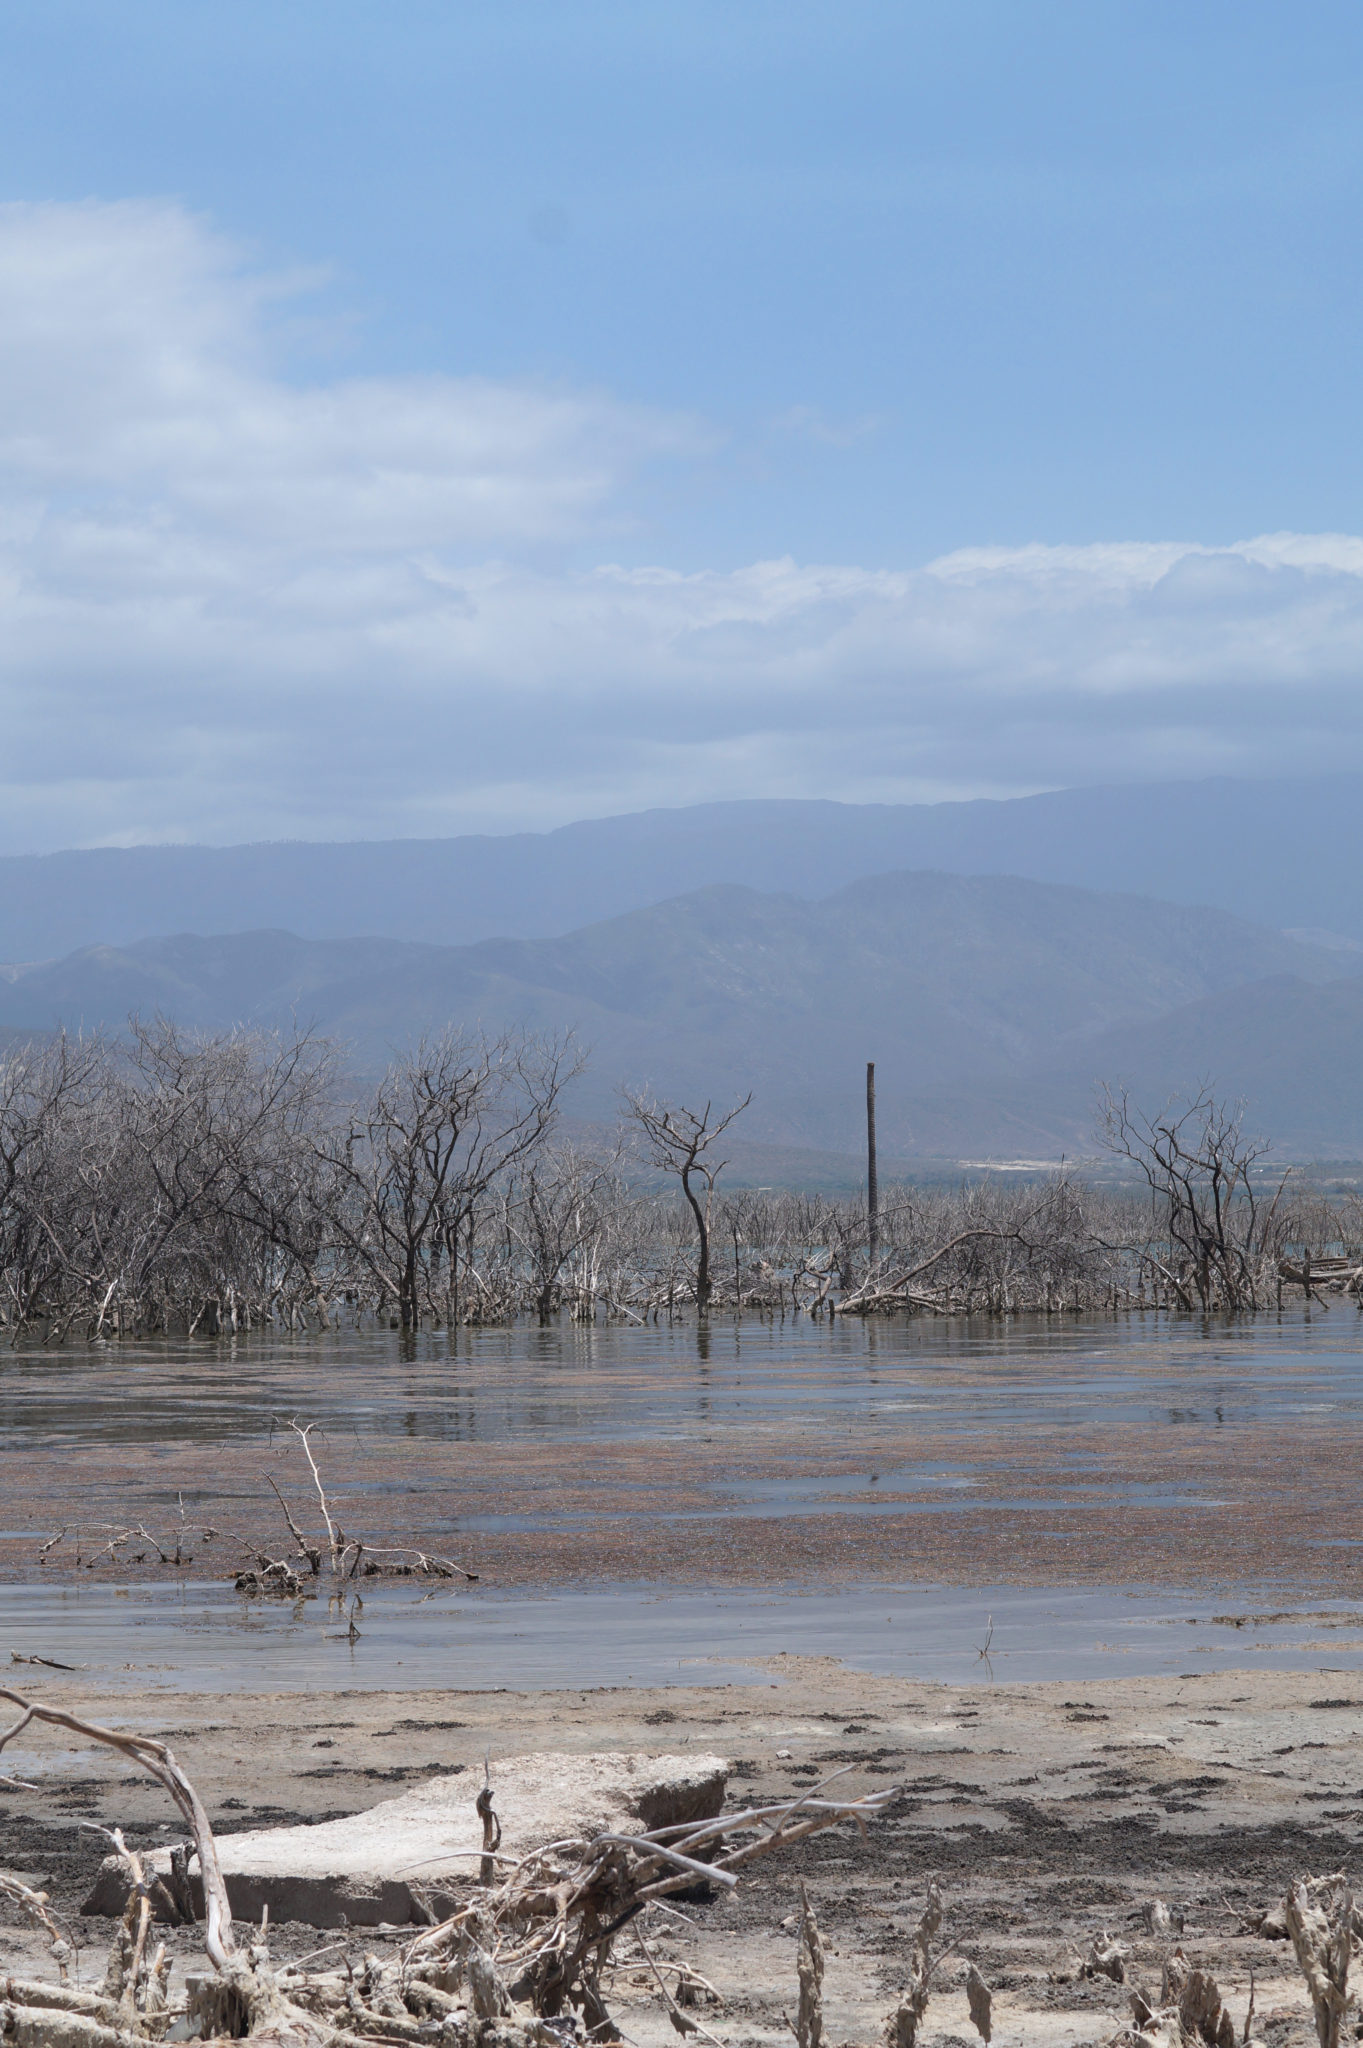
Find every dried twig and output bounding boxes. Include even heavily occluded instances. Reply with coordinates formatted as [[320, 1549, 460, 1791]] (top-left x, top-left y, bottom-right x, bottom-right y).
[[288, 1421, 342, 1571], [794, 1882, 824, 2048], [635, 1925, 725, 2046], [0, 1688, 236, 1973], [1286, 1875, 1353, 2048], [0, 1872, 76, 1978]]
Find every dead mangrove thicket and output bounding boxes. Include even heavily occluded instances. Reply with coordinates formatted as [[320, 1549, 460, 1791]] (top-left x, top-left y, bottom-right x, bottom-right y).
[[0, 1022, 585, 1340], [0, 1025, 1353, 1337]]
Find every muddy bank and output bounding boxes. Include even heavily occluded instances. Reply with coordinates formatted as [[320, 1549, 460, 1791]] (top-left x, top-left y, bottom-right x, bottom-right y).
[[5, 1662, 1363, 2043]]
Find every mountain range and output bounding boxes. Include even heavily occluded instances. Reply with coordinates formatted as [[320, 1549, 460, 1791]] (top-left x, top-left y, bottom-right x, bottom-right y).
[[3, 772, 1363, 960], [2, 867, 1358, 1162]]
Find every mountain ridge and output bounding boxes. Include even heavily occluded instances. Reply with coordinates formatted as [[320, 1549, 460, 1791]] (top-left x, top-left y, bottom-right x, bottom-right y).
[[0, 867, 1356, 1158], [3, 772, 1363, 957]]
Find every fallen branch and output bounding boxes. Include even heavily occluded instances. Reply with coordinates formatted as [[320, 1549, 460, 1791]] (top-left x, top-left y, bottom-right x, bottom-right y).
[[0, 1689, 236, 1973], [3, 1696, 899, 2048]]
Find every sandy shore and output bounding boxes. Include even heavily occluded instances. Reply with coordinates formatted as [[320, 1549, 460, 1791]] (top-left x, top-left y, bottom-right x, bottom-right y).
[[4, 1660, 1363, 2044]]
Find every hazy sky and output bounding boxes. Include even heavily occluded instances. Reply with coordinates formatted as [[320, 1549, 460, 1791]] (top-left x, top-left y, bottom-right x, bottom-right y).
[[3, 2, 1363, 848]]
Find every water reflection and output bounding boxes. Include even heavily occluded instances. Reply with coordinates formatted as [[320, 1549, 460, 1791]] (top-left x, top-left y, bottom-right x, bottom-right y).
[[0, 1310, 1358, 1451], [4, 1311, 1363, 1688]]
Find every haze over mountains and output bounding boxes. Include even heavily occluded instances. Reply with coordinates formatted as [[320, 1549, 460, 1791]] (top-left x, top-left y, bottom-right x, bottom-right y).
[[2, 863, 1358, 1161], [3, 773, 1363, 959]]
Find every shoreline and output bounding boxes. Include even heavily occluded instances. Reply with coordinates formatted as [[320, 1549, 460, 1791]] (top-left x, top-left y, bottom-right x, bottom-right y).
[[3, 1663, 1362, 2043]]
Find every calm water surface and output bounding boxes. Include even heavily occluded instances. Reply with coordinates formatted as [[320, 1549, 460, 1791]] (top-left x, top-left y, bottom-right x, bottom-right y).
[[2, 1309, 1361, 1690], [1, 1306, 1360, 1452]]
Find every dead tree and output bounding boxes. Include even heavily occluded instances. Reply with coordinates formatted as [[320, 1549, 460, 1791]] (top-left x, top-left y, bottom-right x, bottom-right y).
[[1097, 1085, 1287, 1312], [507, 1143, 623, 1321], [622, 1091, 751, 1312], [326, 1029, 581, 1329]]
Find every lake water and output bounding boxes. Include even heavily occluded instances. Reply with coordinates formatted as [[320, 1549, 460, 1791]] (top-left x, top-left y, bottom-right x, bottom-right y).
[[8, 1574, 1363, 1695], [4, 1306, 1361, 1452], [2, 1307, 1362, 1691]]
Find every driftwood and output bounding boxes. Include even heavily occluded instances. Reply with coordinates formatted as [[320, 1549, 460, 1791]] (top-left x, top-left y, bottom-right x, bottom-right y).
[[34, 1431, 477, 1593], [1278, 1255, 1363, 1298], [1286, 1874, 1353, 2048], [0, 1690, 236, 1975], [0, 1694, 900, 2048], [396, 1766, 900, 2031], [794, 1883, 824, 2048]]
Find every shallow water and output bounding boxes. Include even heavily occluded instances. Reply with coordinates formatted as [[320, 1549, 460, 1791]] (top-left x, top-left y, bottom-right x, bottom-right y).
[[7, 1574, 1363, 1696], [3, 1308, 1362, 1688], [2, 1304, 1361, 1459]]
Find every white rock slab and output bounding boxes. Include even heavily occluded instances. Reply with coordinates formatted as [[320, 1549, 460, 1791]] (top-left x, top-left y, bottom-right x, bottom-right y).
[[84, 1750, 729, 1928]]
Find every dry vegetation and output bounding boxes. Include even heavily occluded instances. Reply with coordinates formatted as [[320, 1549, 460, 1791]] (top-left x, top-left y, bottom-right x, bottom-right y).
[[0, 1684, 901, 2048], [1, 1025, 1359, 1341], [6, 1681, 1363, 2048]]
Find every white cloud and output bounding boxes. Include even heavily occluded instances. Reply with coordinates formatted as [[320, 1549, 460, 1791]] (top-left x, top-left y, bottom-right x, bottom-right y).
[[0, 200, 697, 553], [2, 198, 1363, 851]]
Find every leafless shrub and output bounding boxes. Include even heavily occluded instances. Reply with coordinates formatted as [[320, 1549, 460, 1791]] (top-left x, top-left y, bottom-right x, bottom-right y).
[[0, 1036, 1351, 1334], [1097, 1085, 1291, 1313]]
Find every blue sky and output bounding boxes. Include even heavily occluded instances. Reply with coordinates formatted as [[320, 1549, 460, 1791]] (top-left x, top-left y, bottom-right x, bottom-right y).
[[2, 2, 1363, 847]]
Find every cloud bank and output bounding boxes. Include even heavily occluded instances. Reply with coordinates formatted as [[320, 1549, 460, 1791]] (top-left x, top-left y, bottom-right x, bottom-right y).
[[2, 199, 1363, 851]]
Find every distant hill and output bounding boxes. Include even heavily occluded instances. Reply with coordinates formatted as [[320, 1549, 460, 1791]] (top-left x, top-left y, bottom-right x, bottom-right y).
[[0, 869, 1355, 1159], [1029, 973, 1363, 1159], [873, 977, 1363, 1161], [2, 772, 1363, 959]]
